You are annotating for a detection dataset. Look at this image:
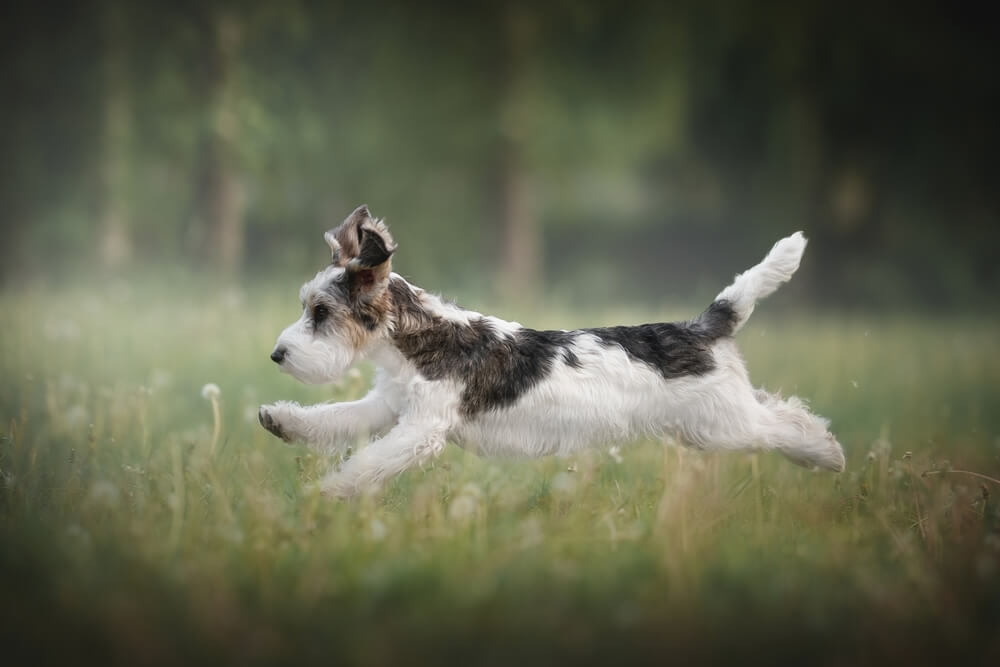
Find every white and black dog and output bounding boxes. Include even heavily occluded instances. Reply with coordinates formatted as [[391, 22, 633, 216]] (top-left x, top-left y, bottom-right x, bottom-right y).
[[259, 205, 845, 498]]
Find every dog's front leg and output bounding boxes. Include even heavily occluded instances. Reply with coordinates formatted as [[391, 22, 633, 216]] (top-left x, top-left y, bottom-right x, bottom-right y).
[[258, 390, 397, 454], [318, 418, 448, 499]]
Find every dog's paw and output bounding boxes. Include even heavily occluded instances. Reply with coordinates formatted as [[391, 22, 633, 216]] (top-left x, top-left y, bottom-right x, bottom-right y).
[[258, 405, 290, 442], [317, 474, 361, 500]]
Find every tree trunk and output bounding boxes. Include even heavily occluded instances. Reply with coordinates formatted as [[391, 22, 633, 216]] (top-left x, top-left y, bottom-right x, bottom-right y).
[[99, 2, 131, 270], [496, 4, 540, 306], [204, 11, 245, 275]]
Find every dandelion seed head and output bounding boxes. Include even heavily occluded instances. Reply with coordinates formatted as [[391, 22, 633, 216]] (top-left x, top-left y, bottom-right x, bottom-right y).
[[368, 518, 388, 541], [66, 524, 90, 546], [63, 404, 89, 430], [220, 288, 246, 310], [243, 405, 259, 423], [519, 516, 544, 548], [201, 383, 221, 400], [151, 369, 172, 389], [87, 480, 121, 508], [44, 319, 81, 342], [552, 472, 576, 495], [448, 483, 483, 521]]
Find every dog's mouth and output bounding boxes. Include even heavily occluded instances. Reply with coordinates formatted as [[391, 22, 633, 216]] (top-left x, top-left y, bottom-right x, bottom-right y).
[[278, 357, 344, 386]]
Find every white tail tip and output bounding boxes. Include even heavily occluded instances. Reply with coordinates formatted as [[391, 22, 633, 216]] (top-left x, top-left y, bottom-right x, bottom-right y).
[[715, 232, 807, 332]]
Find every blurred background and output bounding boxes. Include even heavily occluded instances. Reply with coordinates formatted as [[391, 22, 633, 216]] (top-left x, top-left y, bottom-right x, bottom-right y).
[[3, 4, 1000, 663], [2, 0, 998, 310]]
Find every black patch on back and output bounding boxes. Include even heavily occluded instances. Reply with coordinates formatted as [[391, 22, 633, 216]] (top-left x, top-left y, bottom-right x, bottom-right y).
[[388, 279, 434, 328], [388, 280, 578, 416], [586, 299, 736, 380], [388, 279, 736, 416], [692, 299, 738, 339], [562, 348, 582, 369]]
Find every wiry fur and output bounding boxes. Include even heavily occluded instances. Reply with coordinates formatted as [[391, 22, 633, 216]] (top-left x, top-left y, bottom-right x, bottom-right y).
[[260, 207, 845, 498]]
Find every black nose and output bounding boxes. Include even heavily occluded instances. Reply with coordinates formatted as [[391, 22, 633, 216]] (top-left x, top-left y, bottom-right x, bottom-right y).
[[270, 347, 287, 364]]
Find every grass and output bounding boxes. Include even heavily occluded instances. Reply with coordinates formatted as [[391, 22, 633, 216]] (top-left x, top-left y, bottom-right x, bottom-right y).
[[1, 277, 999, 665]]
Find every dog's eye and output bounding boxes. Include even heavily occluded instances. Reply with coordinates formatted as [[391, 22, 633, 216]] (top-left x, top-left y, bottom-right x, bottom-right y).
[[312, 304, 329, 326]]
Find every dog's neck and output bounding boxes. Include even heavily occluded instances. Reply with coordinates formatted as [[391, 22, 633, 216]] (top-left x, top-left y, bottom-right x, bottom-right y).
[[386, 273, 509, 334], [363, 274, 523, 377], [363, 274, 462, 375]]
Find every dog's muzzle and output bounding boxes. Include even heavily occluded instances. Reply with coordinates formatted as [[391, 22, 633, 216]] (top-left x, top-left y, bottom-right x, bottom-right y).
[[270, 346, 288, 364]]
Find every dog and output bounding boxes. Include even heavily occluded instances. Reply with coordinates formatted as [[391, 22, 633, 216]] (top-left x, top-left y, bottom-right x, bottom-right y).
[[259, 205, 845, 498]]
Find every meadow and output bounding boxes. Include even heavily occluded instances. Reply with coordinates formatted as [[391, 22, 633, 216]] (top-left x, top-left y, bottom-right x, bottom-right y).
[[1, 278, 999, 665]]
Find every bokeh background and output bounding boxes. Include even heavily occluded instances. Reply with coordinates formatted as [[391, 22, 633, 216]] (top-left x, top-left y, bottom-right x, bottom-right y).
[[2, 0, 997, 308], [2, 2, 1000, 665]]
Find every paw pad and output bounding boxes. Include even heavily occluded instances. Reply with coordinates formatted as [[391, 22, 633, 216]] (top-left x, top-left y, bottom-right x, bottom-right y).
[[258, 407, 288, 441]]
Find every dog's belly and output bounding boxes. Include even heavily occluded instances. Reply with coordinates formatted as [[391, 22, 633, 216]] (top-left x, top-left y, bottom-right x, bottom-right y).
[[453, 407, 647, 457], [450, 350, 717, 458]]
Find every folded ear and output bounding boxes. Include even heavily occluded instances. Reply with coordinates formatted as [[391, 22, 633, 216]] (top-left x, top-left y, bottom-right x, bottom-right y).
[[350, 221, 396, 271], [324, 204, 369, 264], [324, 230, 341, 258], [346, 219, 396, 298], [325, 205, 396, 302]]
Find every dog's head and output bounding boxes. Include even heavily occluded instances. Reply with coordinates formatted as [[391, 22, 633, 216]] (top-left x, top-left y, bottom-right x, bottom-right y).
[[270, 205, 397, 384]]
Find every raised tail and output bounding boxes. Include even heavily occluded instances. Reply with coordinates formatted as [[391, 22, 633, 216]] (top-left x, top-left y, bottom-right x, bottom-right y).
[[710, 231, 807, 335]]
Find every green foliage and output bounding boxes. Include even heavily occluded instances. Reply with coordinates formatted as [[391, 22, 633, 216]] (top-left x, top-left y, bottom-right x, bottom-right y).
[[1, 282, 999, 663], [1, 1, 998, 306]]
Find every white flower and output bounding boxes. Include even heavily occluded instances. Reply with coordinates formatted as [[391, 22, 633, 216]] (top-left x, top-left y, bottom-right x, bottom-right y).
[[43, 319, 81, 342], [87, 480, 121, 508], [551, 472, 576, 496], [201, 383, 221, 400], [220, 288, 246, 309], [63, 404, 89, 430], [368, 518, 388, 541], [243, 405, 259, 423], [151, 369, 173, 389], [519, 516, 544, 548], [448, 483, 483, 521]]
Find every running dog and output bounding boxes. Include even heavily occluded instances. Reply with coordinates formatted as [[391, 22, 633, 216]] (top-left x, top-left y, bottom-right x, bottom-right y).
[[259, 205, 845, 498]]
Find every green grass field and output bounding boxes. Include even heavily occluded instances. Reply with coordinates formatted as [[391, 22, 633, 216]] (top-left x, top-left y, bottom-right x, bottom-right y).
[[2, 279, 999, 665]]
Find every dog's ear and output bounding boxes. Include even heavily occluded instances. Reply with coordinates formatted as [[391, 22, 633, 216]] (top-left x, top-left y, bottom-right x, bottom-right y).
[[349, 221, 396, 271], [325, 204, 368, 265], [324, 229, 341, 259], [326, 205, 393, 266], [330, 205, 396, 301]]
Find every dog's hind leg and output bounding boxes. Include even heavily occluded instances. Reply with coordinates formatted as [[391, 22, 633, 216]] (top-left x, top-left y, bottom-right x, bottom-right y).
[[667, 349, 844, 471], [752, 389, 845, 471]]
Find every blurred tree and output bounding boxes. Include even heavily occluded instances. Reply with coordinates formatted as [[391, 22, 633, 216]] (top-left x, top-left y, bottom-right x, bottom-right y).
[[496, 2, 542, 304], [0, 0, 996, 307], [198, 7, 246, 274], [98, 0, 133, 269]]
